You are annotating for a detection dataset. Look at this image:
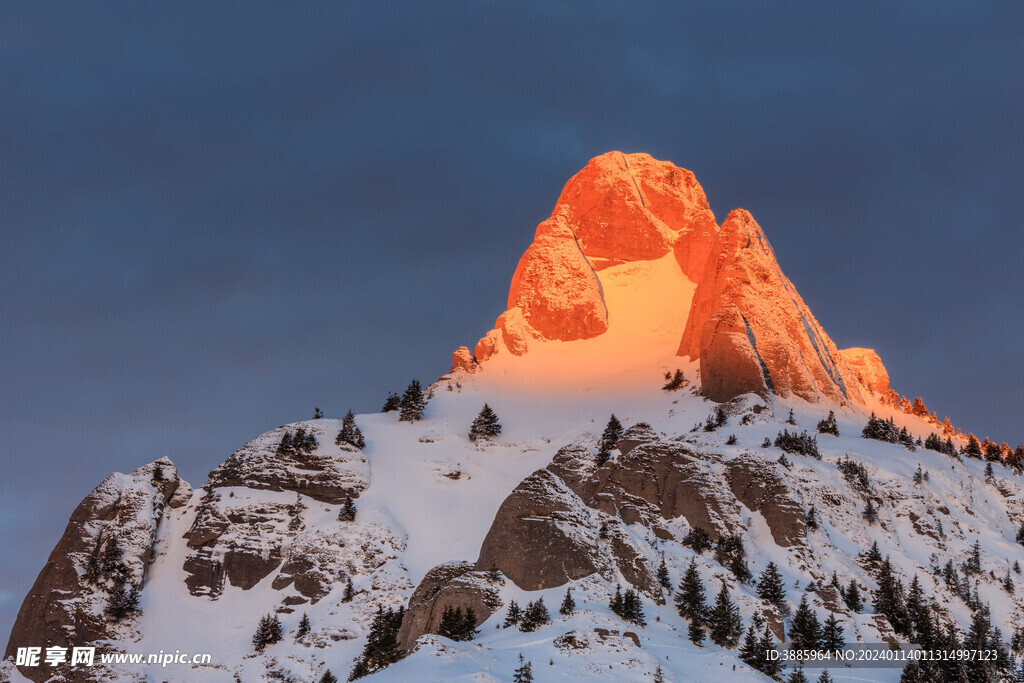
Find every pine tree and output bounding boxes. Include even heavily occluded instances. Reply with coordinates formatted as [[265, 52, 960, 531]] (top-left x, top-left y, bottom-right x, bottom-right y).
[[708, 583, 743, 648], [874, 557, 910, 636], [965, 540, 982, 574], [790, 596, 822, 651], [863, 499, 878, 524], [343, 578, 354, 603], [286, 427, 318, 454], [278, 431, 295, 455], [653, 664, 666, 683], [806, 506, 818, 530], [319, 671, 338, 683], [657, 556, 672, 591], [739, 623, 760, 668], [817, 671, 834, 683], [438, 606, 462, 640], [619, 588, 646, 627], [348, 606, 404, 680], [965, 433, 983, 458], [288, 493, 305, 532], [904, 575, 930, 644], [559, 588, 575, 616], [821, 613, 845, 650], [468, 404, 502, 442], [788, 667, 809, 683], [682, 527, 712, 554], [338, 496, 357, 522], [314, 406, 324, 419], [609, 584, 623, 616], [714, 534, 752, 583], [85, 547, 102, 585], [758, 625, 783, 679], [252, 613, 283, 652], [519, 598, 550, 632], [513, 653, 533, 683], [844, 580, 863, 612], [663, 369, 686, 391], [817, 410, 839, 436], [437, 606, 476, 641], [899, 661, 926, 682], [688, 616, 706, 645], [714, 405, 727, 427], [503, 600, 522, 628], [757, 562, 788, 613], [1017, 522, 1024, 546], [381, 392, 401, 412], [599, 414, 624, 457], [787, 409, 796, 425], [398, 380, 427, 421], [105, 577, 141, 622], [336, 410, 366, 449], [297, 612, 311, 638], [100, 537, 126, 579], [964, 604, 997, 683], [675, 558, 707, 625], [863, 541, 883, 566]]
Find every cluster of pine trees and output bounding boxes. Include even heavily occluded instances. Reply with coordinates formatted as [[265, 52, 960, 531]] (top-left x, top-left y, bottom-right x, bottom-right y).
[[739, 615, 783, 678], [714, 534, 752, 582], [437, 605, 477, 641], [681, 527, 713, 554], [703, 406, 728, 433], [252, 613, 283, 652], [512, 653, 533, 682], [816, 410, 839, 436], [335, 410, 366, 449], [836, 456, 871, 492], [680, 527, 750, 581], [609, 585, 646, 626], [84, 536, 141, 622], [381, 380, 429, 421], [348, 606, 405, 680], [662, 368, 686, 391], [503, 598, 550, 632], [862, 413, 917, 450], [855, 543, 1022, 682], [923, 431, 958, 456], [674, 559, 746, 648], [278, 427, 318, 456], [773, 430, 821, 459]]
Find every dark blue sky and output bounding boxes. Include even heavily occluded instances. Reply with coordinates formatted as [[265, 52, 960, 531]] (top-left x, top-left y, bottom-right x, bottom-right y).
[[2, 2, 1022, 638]]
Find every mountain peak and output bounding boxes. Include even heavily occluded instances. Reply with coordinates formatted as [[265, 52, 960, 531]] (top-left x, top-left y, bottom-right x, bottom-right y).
[[457, 152, 885, 407]]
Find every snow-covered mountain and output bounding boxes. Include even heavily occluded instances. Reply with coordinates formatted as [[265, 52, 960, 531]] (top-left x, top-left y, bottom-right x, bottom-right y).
[[5, 152, 1023, 683]]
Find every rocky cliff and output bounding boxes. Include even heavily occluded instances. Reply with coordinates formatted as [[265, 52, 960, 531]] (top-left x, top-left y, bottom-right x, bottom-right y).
[[460, 151, 885, 409], [4, 459, 183, 683]]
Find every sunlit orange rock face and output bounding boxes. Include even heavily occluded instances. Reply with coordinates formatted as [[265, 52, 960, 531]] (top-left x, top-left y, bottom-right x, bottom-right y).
[[840, 347, 890, 396], [456, 151, 889, 408], [469, 151, 719, 364], [679, 209, 869, 404], [554, 152, 717, 273]]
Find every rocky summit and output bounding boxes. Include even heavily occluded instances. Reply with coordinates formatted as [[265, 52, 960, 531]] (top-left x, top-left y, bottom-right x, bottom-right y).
[[5, 153, 1023, 683], [467, 151, 884, 408]]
